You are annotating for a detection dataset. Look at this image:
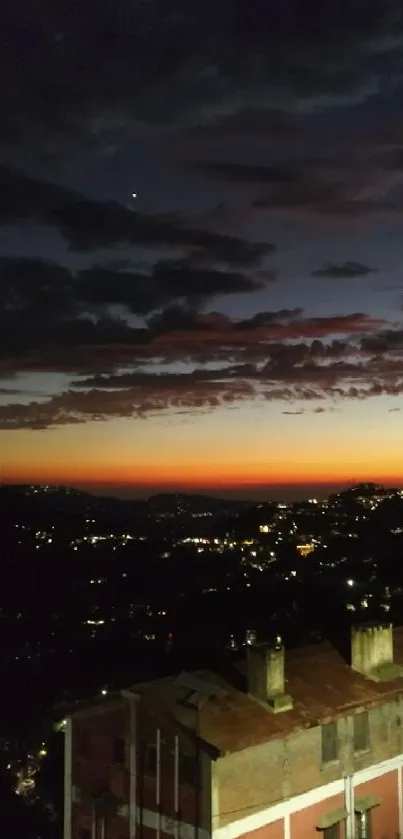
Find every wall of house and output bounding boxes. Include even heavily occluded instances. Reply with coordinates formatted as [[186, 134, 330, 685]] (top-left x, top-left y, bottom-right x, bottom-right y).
[[290, 793, 346, 839], [354, 770, 399, 839], [67, 691, 403, 839], [137, 703, 211, 833], [214, 740, 285, 828], [71, 702, 130, 839], [213, 766, 403, 839], [69, 700, 212, 839], [214, 695, 403, 829]]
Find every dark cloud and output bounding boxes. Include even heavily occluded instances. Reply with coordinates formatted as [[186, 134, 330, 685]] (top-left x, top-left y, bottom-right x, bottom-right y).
[[147, 307, 209, 335], [2, 2, 403, 436], [78, 260, 263, 314], [188, 108, 302, 139], [1, 0, 402, 156], [377, 148, 403, 170], [151, 259, 265, 299], [311, 261, 378, 279], [1, 255, 264, 324], [0, 388, 44, 397], [0, 256, 75, 316], [192, 162, 300, 184], [236, 309, 303, 329], [0, 379, 256, 430], [0, 247, 270, 363], [2, 275, 279, 382], [1, 299, 388, 380], [234, 312, 381, 338], [1, 299, 400, 430], [192, 162, 381, 221], [361, 328, 403, 353], [2, 339, 403, 429], [0, 167, 273, 266], [252, 179, 399, 217]]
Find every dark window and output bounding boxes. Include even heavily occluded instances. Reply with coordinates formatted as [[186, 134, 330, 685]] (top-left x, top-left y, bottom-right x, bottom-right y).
[[356, 810, 372, 839], [354, 711, 369, 752], [323, 825, 340, 839], [321, 721, 338, 763], [113, 737, 126, 764], [145, 744, 157, 775], [180, 754, 198, 787], [77, 728, 90, 757]]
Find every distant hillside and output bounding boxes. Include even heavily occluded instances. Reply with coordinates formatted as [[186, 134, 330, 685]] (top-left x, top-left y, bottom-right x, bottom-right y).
[[146, 492, 251, 514], [0, 484, 251, 519]]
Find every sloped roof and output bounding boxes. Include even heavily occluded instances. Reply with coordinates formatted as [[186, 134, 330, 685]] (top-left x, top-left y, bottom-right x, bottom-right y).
[[132, 627, 403, 754]]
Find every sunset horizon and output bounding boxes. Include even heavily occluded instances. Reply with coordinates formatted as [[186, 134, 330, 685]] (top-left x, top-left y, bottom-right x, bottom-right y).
[[3, 472, 403, 503], [1, 0, 403, 513], [2, 5, 403, 835]]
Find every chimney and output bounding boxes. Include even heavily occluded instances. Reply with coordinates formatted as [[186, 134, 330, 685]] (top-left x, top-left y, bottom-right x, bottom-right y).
[[247, 637, 293, 713], [351, 623, 403, 682]]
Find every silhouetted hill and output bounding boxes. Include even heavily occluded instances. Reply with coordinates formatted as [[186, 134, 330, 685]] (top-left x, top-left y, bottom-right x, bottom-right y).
[[0, 484, 251, 519], [146, 492, 251, 514]]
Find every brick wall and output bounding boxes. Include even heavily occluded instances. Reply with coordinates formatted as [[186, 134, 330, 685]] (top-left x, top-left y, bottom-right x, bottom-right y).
[[215, 695, 403, 828], [215, 740, 286, 828]]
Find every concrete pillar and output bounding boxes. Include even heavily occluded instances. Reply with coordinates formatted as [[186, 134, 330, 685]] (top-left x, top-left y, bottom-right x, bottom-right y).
[[63, 717, 72, 839], [344, 773, 354, 839], [351, 623, 393, 676], [211, 761, 220, 834], [247, 642, 293, 713], [91, 804, 96, 839], [129, 697, 137, 839]]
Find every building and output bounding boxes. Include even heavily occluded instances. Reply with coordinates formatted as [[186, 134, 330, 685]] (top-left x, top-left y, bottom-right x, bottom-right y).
[[63, 623, 403, 839]]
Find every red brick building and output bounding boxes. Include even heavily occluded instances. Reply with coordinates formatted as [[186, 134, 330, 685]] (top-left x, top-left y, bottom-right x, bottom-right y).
[[63, 623, 403, 839]]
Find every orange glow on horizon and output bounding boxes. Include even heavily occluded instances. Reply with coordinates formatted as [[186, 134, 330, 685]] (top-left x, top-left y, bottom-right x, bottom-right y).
[[2, 448, 403, 489], [2, 404, 403, 493], [3, 464, 403, 492]]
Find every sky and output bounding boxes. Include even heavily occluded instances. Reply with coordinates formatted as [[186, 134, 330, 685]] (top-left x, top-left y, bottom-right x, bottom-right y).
[[1, 0, 403, 499]]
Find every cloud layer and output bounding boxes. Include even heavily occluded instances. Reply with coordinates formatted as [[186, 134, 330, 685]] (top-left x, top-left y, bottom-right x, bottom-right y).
[[1, 252, 403, 429], [0, 168, 273, 263], [311, 262, 378, 279], [1, 2, 403, 433], [2, 0, 403, 155]]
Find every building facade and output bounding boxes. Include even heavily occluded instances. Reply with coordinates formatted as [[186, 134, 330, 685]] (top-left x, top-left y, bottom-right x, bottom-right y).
[[64, 624, 403, 839]]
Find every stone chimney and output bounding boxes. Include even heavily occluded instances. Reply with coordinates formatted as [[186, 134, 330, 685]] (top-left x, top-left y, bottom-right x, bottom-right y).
[[351, 623, 403, 682], [247, 637, 293, 713]]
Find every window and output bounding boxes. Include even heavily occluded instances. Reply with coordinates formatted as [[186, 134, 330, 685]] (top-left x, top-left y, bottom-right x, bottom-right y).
[[113, 737, 126, 764], [321, 721, 338, 763], [356, 810, 372, 839], [354, 711, 369, 752], [322, 825, 340, 839]]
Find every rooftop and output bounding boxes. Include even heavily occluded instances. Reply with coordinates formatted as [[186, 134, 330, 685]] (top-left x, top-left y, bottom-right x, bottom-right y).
[[131, 626, 403, 754], [65, 627, 403, 756]]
